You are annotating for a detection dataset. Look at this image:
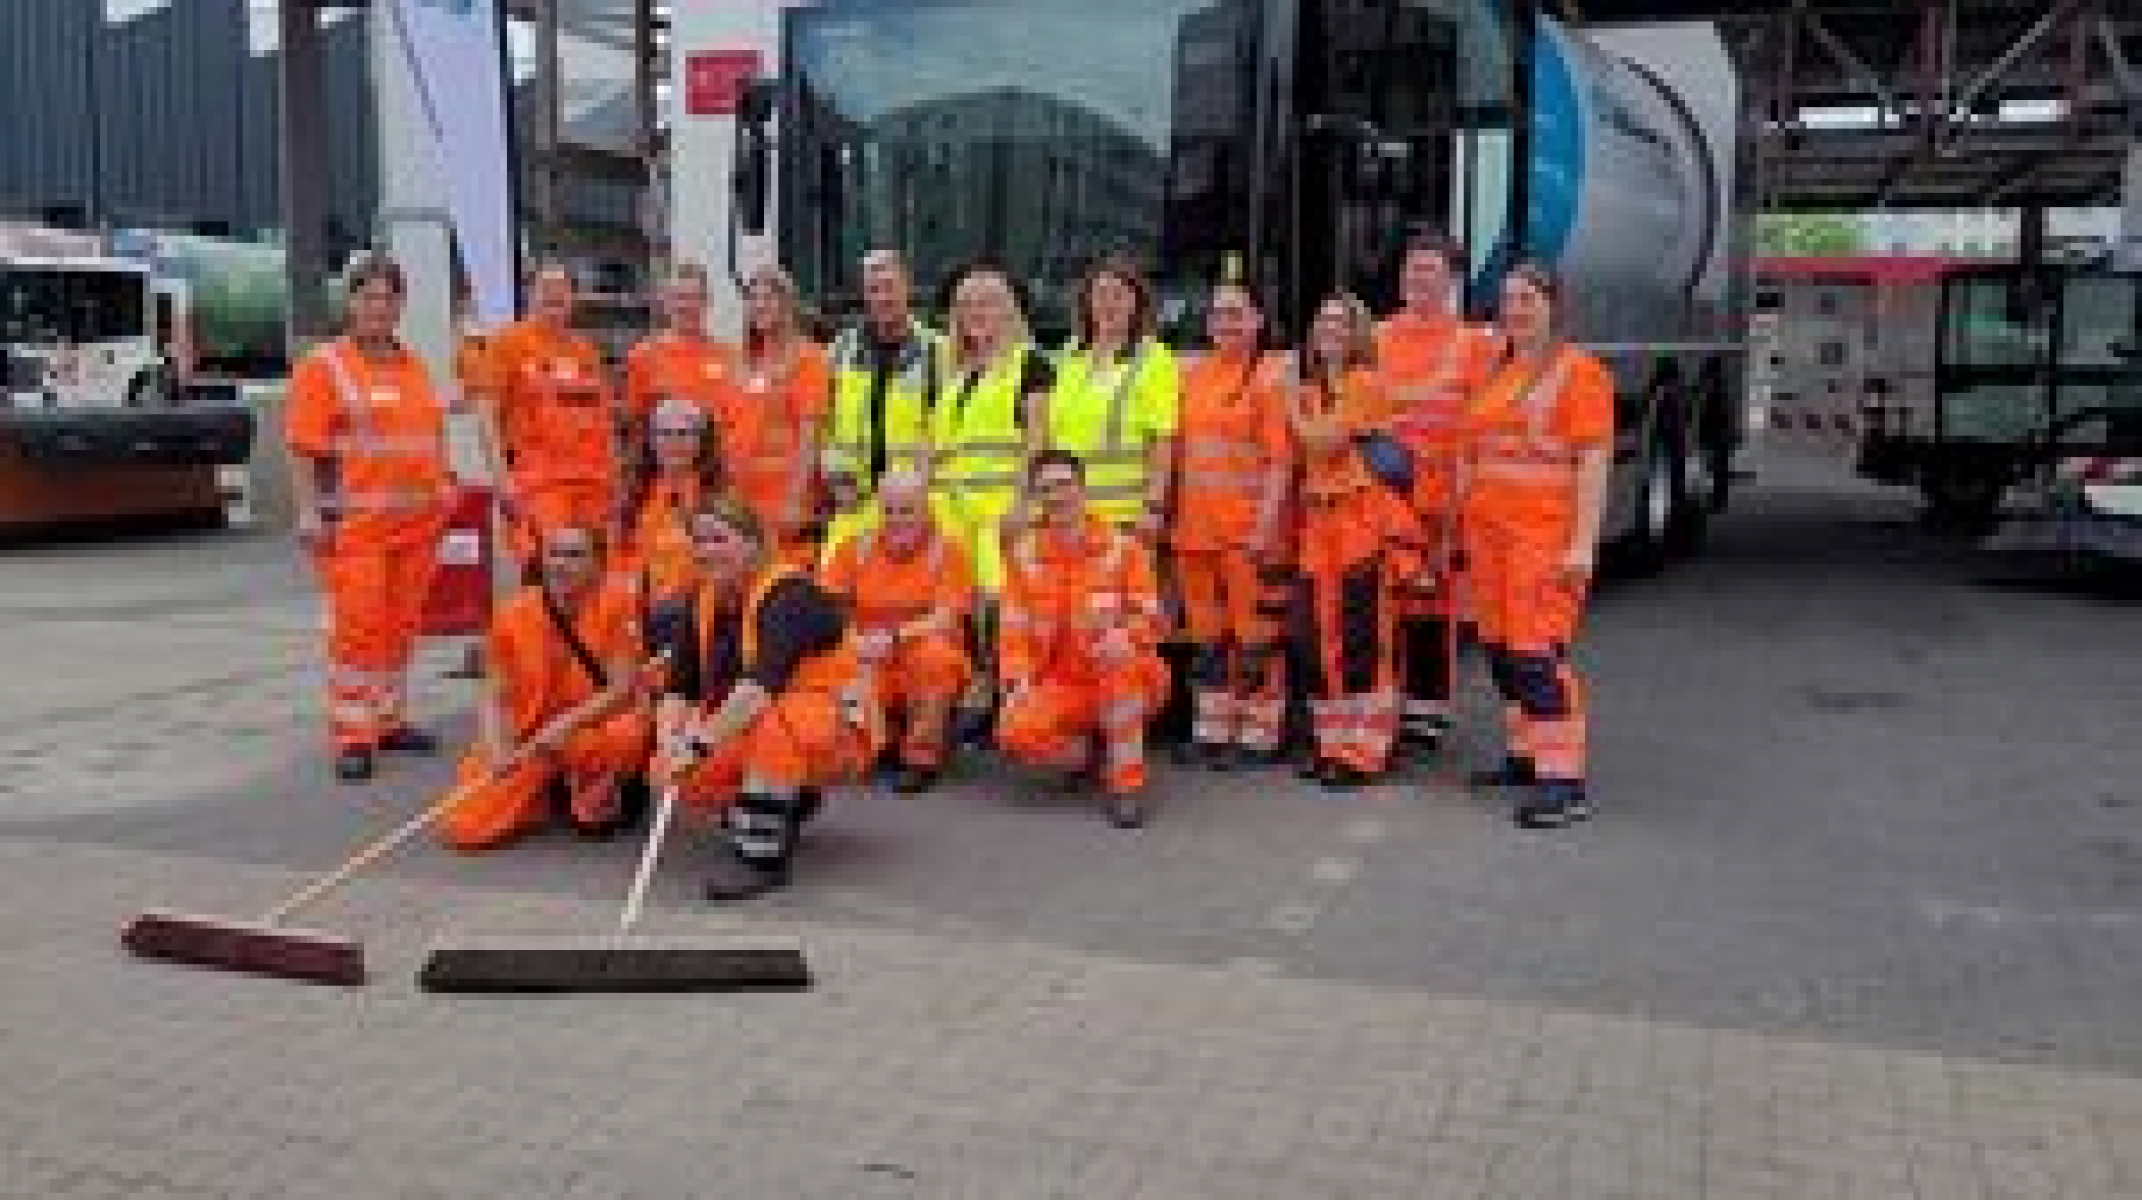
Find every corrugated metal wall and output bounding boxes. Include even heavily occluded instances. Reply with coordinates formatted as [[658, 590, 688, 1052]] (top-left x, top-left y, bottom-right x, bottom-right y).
[[0, 0, 375, 247]]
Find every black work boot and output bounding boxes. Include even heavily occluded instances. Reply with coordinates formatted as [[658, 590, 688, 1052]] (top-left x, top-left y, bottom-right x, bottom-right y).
[[892, 765, 941, 794], [333, 746, 376, 783], [1515, 781, 1594, 830], [377, 725, 441, 757], [1469, 756, 1537, 788], [703, 850, 788, 902]]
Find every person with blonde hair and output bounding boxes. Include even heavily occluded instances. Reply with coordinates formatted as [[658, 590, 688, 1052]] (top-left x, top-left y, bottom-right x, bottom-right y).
[[721, 262, 829, 566]]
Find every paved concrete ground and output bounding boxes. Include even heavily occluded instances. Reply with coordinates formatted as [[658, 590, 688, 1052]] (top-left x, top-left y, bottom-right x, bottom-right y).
[[2, 449, 2139, 1196]]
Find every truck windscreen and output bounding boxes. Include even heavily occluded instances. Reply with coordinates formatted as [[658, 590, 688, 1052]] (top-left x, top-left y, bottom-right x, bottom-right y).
[[783, 0, 1262, 341], [0, 269, 148, 344]]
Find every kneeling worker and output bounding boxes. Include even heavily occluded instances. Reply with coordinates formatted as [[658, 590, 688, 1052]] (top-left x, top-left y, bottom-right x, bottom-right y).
[[819, 468, 974, 792], [996, 451, 1170, 827], [656, 497, 882, 900], [440, 524, 658, 852]]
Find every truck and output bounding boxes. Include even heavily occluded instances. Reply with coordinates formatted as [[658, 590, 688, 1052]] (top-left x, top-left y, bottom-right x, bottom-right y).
[[0, 223, 254, 532], [668, 0, 1757, 566], [1754, 256, 2142, 534]]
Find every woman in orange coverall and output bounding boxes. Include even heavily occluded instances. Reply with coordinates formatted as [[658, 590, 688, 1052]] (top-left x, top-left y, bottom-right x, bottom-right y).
[[439, 524, 661, 852], [722, 264, 830, 567], [1288, 292, 1425, 789], [1463, 263, 1615, 829]]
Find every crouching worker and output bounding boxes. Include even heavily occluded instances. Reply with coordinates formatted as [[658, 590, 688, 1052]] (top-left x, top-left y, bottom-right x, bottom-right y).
[[996, 451, 1170, 828], [819, 468, 974, 793], [655, 496, 882, 901], [440, 524, 659, 852]]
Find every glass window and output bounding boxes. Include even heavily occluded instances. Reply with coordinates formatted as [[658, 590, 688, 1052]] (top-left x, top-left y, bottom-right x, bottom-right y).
[[784, 0, 1260, 341], [1943, 275, 2046, 369], [0, 270, 68, 343], [70, 271, 149, 342]]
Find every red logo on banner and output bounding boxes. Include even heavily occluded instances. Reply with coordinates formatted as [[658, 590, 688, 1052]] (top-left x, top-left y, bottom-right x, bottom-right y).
[[686, 51, 762, 116]]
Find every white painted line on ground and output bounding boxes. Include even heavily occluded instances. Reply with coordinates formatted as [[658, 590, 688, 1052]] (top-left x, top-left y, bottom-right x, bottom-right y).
[[1340, 817, 1387, 845], [1310, 857, 1361, 886]]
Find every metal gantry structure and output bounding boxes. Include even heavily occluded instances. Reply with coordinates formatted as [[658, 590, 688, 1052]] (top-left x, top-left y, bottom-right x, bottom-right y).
[[268, 0, 2140, 338]]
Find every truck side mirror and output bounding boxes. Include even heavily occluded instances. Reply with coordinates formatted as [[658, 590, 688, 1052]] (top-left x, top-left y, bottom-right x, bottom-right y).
[[734, 128, 771, 236], [732, 78, 780, 237]]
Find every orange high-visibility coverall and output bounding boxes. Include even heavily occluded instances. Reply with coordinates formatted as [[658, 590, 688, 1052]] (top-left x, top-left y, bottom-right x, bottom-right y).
[[719, 340, 830, 566], [820, 523, 974, 770], [1293, 365, 1427, 774], [1171, 351, 1295, 756], [620, 471, 712, 616], [996, 518, 1170, 794], [440, 575, 652, 852], [1462, 346, 1615, 785], [285, 338, 452, 755], [483, 319, 621, 567], [668, 566, 883, 816], [623, 332, 734, 430], [1376, 314, 1503, 733]]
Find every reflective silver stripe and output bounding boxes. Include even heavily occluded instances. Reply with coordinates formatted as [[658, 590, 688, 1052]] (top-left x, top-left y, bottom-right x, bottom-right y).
[[1100, 697, 1146, 727], [1473, 460, 1577, 486], [1178, 469, 1264, 490], [947, 438, 1025, 456], [322, 490, 435, 515], [1086, 482, 1145, 500], [332, 431, 439, 458], [935, 473, 1021, 490]]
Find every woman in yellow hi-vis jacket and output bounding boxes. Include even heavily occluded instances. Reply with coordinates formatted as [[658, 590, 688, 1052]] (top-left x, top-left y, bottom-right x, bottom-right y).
[[1035, 257, 1180, 540], [922, 262, 1054, 730]]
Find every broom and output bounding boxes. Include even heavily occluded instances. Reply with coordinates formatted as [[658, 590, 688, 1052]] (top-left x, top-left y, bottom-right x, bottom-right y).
[[121, 784, 465, 987], [123, 652, 671, 986], [415, 775, 810, 993]]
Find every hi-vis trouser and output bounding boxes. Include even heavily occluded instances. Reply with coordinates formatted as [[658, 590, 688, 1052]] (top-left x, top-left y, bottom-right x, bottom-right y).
[[1175, 550, 1289, 757], [319, 504, 446, 753]]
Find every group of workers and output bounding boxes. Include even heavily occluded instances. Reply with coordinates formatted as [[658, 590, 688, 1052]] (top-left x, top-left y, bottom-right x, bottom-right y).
[[285, 232, 1613, 903]]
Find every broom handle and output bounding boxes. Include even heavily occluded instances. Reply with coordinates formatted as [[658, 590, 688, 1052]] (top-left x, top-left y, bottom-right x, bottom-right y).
[[261, 790, 458, 926], [618, 783, 679, 934]]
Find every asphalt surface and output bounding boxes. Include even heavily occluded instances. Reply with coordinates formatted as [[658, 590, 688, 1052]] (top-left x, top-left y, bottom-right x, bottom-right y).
[[3, 447, 2139, 1075]]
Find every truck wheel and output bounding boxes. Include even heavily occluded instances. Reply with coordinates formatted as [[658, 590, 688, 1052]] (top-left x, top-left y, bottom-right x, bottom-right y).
[[1921, 471, 2002, 532], [1626, 427, 1680, 575]]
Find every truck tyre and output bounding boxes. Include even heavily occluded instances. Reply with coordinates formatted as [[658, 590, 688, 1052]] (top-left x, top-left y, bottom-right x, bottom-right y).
[[1920, 470, 2002, 532], [1625, 424, 1679, 575]]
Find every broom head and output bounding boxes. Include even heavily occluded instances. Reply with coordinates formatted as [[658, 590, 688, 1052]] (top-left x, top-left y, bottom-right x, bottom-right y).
[[418, 932, 810, 993], [122, 909, 365, 987]]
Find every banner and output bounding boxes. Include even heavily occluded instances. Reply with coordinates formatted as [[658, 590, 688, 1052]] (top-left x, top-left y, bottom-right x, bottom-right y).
[[378, 0, 517, 326]]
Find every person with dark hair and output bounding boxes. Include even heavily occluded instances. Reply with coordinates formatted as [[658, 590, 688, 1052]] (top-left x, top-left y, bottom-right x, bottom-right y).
[[1377, 232, 1505, 757], [1464, 262, 1615, 829], [470, 260, 623, 572], [1288, 292, 1426, 789], [996, 450, 1171, 827], [438, 523, 660, 851], [1038, 256, 1180, 536], [618, 393, 724, 622], [285, 254, 455, 781], [656, 496, 881, 900], [1171, 279, 1294, 769]]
